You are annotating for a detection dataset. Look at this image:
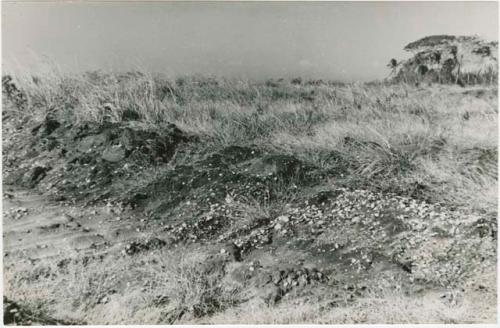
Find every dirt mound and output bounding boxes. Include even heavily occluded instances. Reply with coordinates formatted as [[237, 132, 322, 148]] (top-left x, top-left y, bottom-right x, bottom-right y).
[[3, 113, 323, 229], [121, 146, 321, 222], [4, 117, 192, 202], [161, 186, 495, 289]]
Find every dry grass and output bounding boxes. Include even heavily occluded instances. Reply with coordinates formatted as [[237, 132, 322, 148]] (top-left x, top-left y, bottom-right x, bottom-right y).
[[201, 284, 496, 324], [4, 248, 240, 324], [200, 267, 497, 324], [5, 247, 496, 325], [6, 68, 496, 213], [3, 65, 497, 324]]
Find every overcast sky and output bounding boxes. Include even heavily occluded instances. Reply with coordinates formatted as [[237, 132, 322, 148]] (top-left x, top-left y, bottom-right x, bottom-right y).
[[2, 1, 498, 81]]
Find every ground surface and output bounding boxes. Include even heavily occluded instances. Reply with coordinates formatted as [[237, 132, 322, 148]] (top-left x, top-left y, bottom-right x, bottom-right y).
[[3, 182, 496, 324], [2, 74, 497, 324]]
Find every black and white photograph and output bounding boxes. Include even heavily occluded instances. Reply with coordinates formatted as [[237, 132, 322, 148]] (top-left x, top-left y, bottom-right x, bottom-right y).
[[1, 0, 498, 325]]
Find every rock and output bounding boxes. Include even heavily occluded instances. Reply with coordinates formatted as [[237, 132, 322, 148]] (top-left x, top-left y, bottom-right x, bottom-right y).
[[77, 134, 107, 153], [246, 154, 308, 181], [277, 215, 290, 223], [102, 145, 126, 162]]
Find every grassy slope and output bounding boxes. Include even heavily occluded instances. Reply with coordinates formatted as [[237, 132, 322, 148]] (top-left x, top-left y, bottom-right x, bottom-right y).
[[2, 71, 498, 324]]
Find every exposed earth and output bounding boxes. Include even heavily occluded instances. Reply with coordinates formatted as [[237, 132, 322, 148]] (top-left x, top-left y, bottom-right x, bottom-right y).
[[2, 70, 497, 324], [3, 177, 496, 324]]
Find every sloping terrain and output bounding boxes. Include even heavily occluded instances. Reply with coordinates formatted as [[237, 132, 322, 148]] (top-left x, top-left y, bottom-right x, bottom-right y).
[[2, 71, 497, 324]]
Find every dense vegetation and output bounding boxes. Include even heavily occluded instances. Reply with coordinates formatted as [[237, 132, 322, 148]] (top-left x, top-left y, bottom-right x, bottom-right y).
[[389, 35, 498, 86]]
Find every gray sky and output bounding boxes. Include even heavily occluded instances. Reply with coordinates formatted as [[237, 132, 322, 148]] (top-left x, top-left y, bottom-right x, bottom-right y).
[[2, 1, 498, 81]]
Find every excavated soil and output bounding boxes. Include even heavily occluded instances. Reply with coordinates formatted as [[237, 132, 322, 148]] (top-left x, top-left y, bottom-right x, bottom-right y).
[[2, 100, 497, 324]]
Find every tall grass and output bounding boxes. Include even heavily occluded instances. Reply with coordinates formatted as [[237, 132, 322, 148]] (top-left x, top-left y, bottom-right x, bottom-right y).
[[3, 68, 497, 213]]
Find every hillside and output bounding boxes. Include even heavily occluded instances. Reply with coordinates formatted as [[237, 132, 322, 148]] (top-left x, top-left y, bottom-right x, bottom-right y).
[[2, 71, 498, 324], [390, 35, 498, 85]]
